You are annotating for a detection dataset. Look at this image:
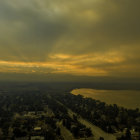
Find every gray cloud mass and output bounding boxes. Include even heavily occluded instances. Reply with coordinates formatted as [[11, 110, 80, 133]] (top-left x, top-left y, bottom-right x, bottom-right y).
[[0, 0, 140, 81]]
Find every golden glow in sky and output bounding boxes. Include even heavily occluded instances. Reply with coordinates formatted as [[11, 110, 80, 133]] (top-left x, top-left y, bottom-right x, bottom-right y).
[[0, 0, 140, 80]]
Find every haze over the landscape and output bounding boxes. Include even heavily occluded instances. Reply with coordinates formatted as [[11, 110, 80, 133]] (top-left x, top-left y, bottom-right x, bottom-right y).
[[0, 1, 140, 139], [0, 0, 140, 82]]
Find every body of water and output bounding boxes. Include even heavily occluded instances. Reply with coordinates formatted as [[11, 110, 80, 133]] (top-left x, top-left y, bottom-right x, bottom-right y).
[[71, 88, 140, 109]]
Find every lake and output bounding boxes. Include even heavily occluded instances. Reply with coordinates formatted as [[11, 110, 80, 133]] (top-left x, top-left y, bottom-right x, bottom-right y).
[[71, 88, 140, 109]]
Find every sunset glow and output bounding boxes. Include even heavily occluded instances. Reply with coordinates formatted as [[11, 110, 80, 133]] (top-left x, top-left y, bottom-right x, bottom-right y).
[[0, 0, 140, 81]]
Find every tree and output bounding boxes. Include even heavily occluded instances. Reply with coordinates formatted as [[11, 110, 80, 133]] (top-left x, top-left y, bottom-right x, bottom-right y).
[[125, 128, 131, 140], [0, 128, 3, 139], [71, 126, 79, 137], [56, 127, 61, 136], [85, 128, 92, 137], [99, 137, 104, 140]]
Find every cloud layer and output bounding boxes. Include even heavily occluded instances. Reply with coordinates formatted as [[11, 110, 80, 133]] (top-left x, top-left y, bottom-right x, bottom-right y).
[[0, 0, 140, 80]]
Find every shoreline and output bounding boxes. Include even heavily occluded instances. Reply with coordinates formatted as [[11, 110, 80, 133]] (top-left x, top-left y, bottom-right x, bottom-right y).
[[71, 88, 140, 109]]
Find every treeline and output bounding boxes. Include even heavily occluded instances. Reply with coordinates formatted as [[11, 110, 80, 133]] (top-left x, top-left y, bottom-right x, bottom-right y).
[[0, 90, 93, 139], [52, 92, 140, 134], [0, 91, 62, 139], [0, 88, 139, 139], [62, 114, 92, 138]]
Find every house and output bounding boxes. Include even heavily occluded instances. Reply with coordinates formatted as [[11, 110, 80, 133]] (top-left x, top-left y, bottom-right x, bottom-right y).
[[34, 127, 41, 131]]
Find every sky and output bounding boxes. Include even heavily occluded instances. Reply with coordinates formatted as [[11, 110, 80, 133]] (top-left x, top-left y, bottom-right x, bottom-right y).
[[0, 0, 140, 82]]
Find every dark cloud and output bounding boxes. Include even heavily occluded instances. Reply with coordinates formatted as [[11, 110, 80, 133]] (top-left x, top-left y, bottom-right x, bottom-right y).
[[0, 0, 140, 80]]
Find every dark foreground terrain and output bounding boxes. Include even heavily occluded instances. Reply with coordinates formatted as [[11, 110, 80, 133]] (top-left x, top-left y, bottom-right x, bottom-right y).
[[0, 82, 139, 140]]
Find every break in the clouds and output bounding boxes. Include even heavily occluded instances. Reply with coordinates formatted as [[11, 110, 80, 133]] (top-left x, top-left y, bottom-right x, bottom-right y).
[[0, 0, 140, 80]]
